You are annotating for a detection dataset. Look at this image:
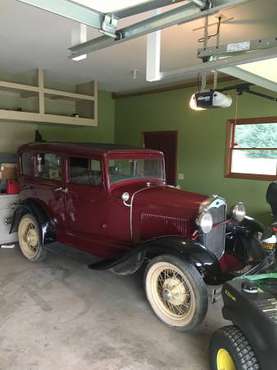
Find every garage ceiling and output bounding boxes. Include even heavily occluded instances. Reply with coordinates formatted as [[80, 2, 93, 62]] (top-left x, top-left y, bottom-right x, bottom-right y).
[[72, 0, 152, 13], [0, 0, 276, 92]]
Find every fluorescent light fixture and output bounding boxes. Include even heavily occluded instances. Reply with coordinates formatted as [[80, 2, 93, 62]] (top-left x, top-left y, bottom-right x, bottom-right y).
[[238, 57, 277, 84], [71, 0, 151, 13]]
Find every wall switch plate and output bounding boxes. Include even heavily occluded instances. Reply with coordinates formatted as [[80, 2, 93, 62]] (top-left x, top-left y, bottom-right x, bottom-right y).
[[178, 173, 184, 180]]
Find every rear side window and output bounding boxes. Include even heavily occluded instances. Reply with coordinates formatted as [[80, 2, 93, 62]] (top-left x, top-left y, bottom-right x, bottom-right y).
[[69, 157, 102, 186], [21, 152, 33, 176], [36, 153, 62, 181]]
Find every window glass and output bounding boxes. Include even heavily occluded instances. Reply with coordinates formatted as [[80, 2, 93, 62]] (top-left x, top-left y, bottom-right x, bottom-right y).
[[69, 157, 102, 186], [231, 149, 277, 176], [226, 120, 277, 179], [109, 158, 164, 184], [21, 152, 33, 176], [234, 123, 277, 149], [36, 153, 62, 180]]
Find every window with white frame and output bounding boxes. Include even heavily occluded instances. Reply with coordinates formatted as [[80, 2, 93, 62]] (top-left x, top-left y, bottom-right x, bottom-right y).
[[225, 117, 277, 180]]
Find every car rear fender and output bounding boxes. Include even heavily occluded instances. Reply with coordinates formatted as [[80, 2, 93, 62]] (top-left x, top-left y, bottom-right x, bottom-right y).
[[88, 236, 221, 283], [10, 198, 56, 245]]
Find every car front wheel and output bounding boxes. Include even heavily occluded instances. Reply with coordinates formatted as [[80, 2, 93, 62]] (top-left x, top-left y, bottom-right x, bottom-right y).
[[18, 214, 47, 262], [144, 255, 208, 331]]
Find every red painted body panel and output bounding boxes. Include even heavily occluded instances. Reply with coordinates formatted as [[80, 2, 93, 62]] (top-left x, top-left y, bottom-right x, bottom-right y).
[[132, 186, 207, 242], [17, 143, 208, 258]]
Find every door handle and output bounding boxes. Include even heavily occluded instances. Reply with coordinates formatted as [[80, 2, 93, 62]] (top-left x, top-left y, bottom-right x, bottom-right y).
[[54, 187, 68, 193]]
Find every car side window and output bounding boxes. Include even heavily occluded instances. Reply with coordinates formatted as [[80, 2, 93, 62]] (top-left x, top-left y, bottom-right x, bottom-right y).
[[69, 157, 102, 186], [36, 153, 62, 181], [21, 152, 33, 176]]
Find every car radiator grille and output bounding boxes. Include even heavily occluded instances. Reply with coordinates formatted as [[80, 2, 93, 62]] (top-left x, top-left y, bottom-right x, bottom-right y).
[[140, 213, 189, 237], [202, 204, 226, 259]]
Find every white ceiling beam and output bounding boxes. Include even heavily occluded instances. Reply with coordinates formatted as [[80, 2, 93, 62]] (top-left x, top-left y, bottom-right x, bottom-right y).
[[159, 46, 277, 81], [69, 0, 253, 59], [114, 0, 186, 19], [16, 0, 104, 29], [219, 66, 277, 92], [191, 0, 206, 8]]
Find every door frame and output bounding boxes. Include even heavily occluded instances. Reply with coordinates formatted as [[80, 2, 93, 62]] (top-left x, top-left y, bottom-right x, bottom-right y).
[[142, 130, 178, 186]]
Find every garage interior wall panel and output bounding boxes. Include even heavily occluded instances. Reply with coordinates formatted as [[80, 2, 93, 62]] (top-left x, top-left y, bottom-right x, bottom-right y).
[[0, 90, 115, 153], [39, 91, 115, 143], [0, 121, 36, 152], [115, 83, 277, 223]]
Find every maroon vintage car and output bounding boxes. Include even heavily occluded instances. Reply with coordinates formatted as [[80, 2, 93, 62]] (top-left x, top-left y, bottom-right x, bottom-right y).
[[11, 142, 269, 331]]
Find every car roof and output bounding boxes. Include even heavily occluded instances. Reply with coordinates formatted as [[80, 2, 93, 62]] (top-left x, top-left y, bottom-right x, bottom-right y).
[[18, 142, 163, 157]]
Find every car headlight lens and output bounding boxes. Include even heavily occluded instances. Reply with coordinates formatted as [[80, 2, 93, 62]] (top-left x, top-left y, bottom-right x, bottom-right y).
[[232, 202, 246, 222], [198, 212, 213, 234]]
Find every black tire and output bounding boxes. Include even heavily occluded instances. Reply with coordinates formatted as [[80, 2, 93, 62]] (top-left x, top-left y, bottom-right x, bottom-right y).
[[18, 213, 47, 262], [144, 254, 208, 331], [209, 325, 260, 370]]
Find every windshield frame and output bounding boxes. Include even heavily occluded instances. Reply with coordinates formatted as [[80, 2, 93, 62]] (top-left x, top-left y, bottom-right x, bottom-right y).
[[106, 152, 165, 188]]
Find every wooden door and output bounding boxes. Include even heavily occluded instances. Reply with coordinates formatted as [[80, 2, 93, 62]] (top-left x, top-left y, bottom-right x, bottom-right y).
[[143, 131, 177, 186]]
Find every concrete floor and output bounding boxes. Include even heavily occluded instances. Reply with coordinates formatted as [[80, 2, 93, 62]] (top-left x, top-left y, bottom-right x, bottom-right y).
[[0, 244, 227, 370]]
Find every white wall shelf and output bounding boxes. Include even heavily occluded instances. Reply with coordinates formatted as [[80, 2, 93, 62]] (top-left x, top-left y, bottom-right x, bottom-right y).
[[0, 69, 98, 127], [0, 110, 96, 126], [44, 88, 95, 101], [0, 80, 39, 93]]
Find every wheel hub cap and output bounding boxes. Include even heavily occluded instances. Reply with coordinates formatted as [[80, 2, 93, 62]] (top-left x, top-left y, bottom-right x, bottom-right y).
[[162, 277, 188, 306], [26, 229, 38, 247], [23, 225, 38, 251]]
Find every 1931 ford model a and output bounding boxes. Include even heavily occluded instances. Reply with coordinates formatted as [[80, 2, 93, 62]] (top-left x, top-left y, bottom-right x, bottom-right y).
[[11, 143, 273, 331]]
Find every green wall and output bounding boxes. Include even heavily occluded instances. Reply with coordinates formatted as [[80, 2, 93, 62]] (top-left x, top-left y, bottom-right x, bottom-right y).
[[39, 90, 115, 143], [115, 85, 277, 223]]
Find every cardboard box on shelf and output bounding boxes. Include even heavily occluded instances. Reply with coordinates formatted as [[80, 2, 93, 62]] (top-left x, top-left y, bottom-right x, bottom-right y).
[[0, 163, 17, 181]]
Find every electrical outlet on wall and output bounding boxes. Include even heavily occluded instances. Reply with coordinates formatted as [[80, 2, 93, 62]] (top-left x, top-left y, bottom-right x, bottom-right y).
[[178, 173, 185, 180]]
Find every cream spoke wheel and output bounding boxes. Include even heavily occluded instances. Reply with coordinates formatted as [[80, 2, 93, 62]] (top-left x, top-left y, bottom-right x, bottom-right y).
[[18, 215, 41, 260], [145, 256, 208, 331], [146, 261, 196, 327]]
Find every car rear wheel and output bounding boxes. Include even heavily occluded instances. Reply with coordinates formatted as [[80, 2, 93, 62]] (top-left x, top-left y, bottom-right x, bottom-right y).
[[144, 255, 208, 331], [18, 214, 47, 262], [209, 326, 260, 370]]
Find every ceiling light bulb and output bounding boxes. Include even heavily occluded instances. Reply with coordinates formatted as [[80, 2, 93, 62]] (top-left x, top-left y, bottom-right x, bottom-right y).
[[189, 94, 206, 111]]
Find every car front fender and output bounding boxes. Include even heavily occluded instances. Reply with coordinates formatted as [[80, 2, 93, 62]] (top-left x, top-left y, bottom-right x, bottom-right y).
[[88, 236, 223, 283], [10, 198, 56, 245]]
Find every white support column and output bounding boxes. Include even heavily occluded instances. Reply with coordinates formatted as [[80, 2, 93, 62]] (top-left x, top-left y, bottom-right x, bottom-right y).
[[94, 81, 98, 123], [38, 68, 45, 114], [146, 30, 161, 82], [72, 24, 87, 62], [146, 9, 161, 82]]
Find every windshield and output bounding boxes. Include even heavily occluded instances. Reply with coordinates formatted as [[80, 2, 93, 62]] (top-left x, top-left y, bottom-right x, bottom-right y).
[[109, 158, 164, 184]]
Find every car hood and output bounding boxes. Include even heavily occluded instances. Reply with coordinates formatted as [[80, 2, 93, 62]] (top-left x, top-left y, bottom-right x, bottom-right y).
[[132, 185, 207, 216], [112, 183, 207, 217]]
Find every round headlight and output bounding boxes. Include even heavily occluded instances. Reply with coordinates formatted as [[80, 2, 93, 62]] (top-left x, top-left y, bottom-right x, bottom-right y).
[[232, 202, 246, 222], [198, 212, 213, 234], [121, 192, 130, 202]]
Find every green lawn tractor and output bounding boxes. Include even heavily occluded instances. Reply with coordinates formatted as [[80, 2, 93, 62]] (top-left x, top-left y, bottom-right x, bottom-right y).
[[209, 271, 277, 370]]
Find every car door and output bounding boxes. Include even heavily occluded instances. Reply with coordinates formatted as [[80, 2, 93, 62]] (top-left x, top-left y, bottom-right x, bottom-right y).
[[64, 155, 133, 258], [32, 152, 67, 236], [64, 156, 113, 256]]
